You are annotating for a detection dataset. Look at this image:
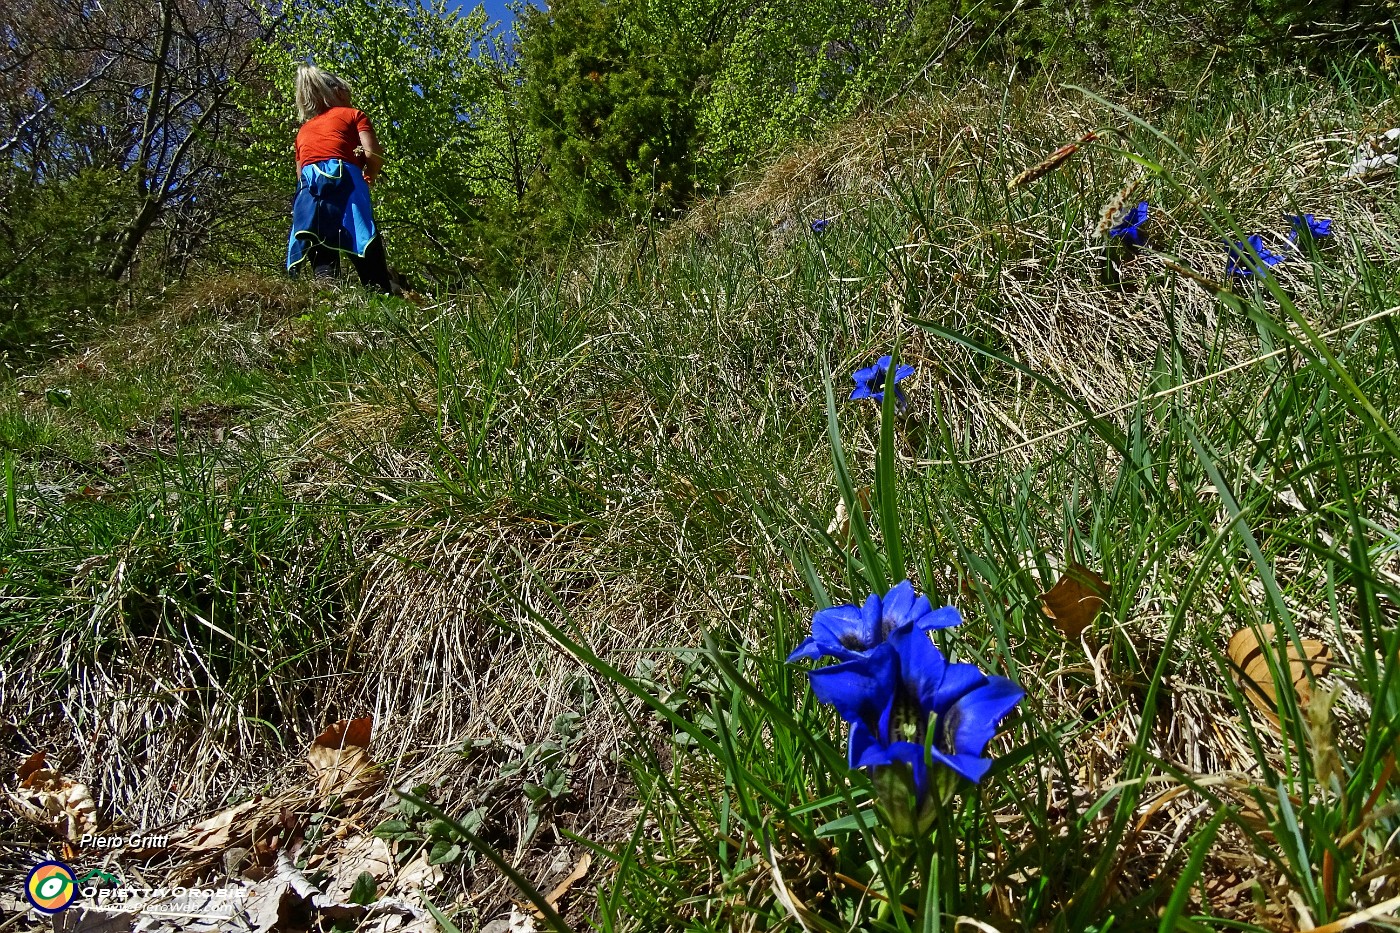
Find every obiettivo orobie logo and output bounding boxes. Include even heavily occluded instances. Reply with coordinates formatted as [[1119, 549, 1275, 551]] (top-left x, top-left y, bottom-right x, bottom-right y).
[[25, 861, 78, 914]]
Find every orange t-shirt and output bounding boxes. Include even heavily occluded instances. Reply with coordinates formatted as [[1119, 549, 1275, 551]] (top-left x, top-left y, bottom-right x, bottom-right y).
[[295, 107, 372, 170]]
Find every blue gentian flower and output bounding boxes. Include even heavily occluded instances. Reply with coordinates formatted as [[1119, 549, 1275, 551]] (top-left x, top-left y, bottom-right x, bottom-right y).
[[800, 621, 1023, 835], [787, 580, 963, 663], [811, 218, 832, 234], [1108, 201, 1148, 246], [1226, 235, 1284, 277], [849, 355, 915, 411], [1286, 214, 1332, 245]]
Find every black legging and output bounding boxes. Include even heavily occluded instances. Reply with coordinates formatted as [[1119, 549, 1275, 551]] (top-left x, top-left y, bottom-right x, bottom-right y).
[[307, 237, 392, 293]]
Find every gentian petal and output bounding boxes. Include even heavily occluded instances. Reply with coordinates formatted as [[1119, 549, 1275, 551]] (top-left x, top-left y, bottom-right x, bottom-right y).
[[848, 718, 880, 769], [851, 356, 914, 409], [930, 661, 988, 714], [1109, 202, 1148, 244], [886, 626, 957, 715], [1288, 214, 1332, 238], [1227, 235, 1283, 276], [929, 746, 992, 784], [809, 642, 897, 726], [852, 364, 881, 384], [856, 739, 928, 800], [786, 636, 827, 663], [939, 675, 1024, 758], [889, 623, 986, 714], [884, 582, 936, 635], [859, 738, 924, 769], [789, 596, 884, 663], [881, 580, 919, 636], [859, 592, 881, 645], [802, 601, 879, 658], [917, 605, 963, 632]]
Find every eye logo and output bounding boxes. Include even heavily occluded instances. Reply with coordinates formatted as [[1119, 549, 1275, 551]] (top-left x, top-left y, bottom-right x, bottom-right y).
[[25, 861, 78, 914]]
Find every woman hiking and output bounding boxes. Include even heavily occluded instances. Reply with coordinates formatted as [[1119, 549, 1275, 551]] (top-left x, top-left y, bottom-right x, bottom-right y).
[[286, 65, 393, 293]]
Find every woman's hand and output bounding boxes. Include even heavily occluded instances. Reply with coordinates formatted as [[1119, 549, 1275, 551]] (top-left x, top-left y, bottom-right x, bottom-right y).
[[362, 151, 385, 185], [357, 125, 385, 185]]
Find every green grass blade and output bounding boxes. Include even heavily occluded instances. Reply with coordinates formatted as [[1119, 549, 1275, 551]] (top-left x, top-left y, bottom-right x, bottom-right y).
[[1158, 811, 1226, 932], [825, 357, 888, 594], [877, 353, 906, 583]]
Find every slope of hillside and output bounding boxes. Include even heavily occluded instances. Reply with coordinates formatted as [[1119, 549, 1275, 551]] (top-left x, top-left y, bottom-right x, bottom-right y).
[[3, 72, 1399, 931]]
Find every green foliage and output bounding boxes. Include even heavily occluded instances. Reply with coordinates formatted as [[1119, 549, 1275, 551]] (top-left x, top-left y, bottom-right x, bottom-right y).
[[518, 0, 702, 236], [0, 168, 128, 367], [230, 0, 1398, 280], [695, 0, 913, 176], [903, 0, 1397, 86], [372, 786, 479, 868]]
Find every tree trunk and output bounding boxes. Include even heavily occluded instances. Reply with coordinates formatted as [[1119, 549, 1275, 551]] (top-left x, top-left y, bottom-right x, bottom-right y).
[[106, 0, 174, 282], [105, 196, 161, 280]]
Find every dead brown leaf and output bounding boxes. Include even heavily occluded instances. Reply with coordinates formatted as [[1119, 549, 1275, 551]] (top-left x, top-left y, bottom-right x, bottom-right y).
[[481, 910, 538, 933], [9, 751, 100, 842], [323, 834, 395, 902], [170, 798, 266, 853], [308, 717, 381, 800], [18, 750, 48, 783], [1227, 625, 1331, 726], [243, 854, 317, 933], [392, 850, 445, 895], [1038, 561, 1110, 640]]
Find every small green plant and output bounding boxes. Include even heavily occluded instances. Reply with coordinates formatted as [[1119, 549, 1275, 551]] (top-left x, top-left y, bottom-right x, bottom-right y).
[[372, 785, 484, 868]]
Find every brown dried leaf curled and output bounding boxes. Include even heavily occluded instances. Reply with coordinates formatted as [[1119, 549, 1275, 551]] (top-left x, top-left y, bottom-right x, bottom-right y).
[[170, 798, 267, 852], [323, 834, 395, 902], [535, 851, 592, 919], [1227, 626, 1330, 725], [8, 751, 100, 842], [1038, 561, 1110, 639], [308, 717, 380, 800]]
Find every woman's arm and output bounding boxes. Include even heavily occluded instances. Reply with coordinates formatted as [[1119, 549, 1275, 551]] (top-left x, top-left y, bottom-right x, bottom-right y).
[[357, 122, 385, 184]]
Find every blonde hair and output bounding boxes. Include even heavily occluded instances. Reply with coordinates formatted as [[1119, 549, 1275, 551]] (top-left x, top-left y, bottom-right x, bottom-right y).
[[294, 65, 352, 122]]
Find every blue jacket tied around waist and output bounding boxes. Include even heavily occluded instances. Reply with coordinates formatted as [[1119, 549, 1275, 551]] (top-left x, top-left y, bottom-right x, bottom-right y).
[[286, 159, 377, 271]]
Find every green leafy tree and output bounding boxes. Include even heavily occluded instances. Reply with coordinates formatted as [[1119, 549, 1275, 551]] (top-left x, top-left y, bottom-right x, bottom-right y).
[[0, 0, 269, 362], [459, 26, 551, 277], [518, 0, 703, 238], [696, 0, 911, 175], [0, 168, 131, 365]]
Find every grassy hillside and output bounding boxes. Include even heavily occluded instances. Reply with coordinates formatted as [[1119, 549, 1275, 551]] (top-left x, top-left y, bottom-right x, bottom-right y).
[[3, 71, 1399, 931]]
